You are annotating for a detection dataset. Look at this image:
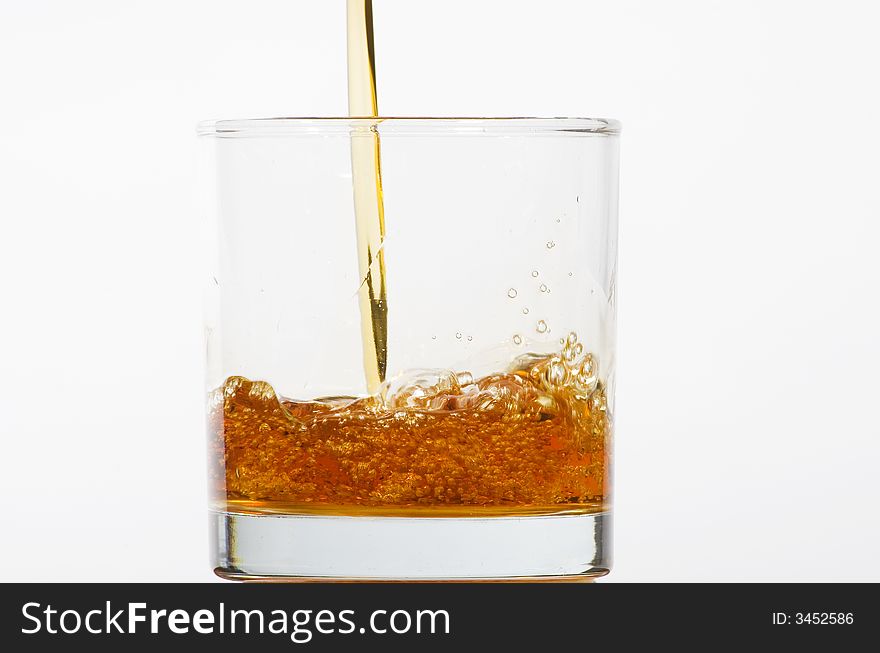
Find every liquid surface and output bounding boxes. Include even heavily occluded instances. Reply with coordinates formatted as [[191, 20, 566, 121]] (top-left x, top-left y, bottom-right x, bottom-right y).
[[210, 334, 610, 516]]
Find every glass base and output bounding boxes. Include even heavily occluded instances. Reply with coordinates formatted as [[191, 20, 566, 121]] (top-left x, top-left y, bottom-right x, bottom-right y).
[[211, 510, 611, 581]]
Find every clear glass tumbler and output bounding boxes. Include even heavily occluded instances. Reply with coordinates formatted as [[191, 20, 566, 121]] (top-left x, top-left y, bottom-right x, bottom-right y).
[[200, 117, 620, 580]]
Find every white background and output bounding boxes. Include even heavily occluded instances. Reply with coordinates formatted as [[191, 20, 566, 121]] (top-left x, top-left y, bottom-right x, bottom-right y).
[[1, 0, 878, 582]]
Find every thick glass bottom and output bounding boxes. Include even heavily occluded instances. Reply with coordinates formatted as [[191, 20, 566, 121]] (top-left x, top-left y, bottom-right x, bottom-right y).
[[211, 510, 611, 581]]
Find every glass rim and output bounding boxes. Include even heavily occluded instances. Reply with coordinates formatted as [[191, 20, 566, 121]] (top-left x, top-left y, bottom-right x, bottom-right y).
[[197, 116, 621, 137]]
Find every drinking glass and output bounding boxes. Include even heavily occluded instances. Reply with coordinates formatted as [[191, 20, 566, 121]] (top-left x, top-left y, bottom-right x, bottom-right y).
[[199, 117, 620, 580]]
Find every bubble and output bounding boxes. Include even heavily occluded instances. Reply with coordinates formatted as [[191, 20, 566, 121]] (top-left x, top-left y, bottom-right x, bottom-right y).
[[574, 354, 599, 397], [455, 332, 462, 340], [556, 218, 561, 223], [513, 334, 523, 345], [539, 284, 548, 293], [568, 272, 573, 277], [567, 332, 578, 347], [547, 356, 568, 385], [474, 373, 540, 414], [507, 288, 518, 298], [431, 335, 437, 340], [467, 335, 473, 342], [531, 270, 539, 278], [381, 369, 461, 410], [546, 241, 556, 249], [456, 371, 474, 386], [580, 356, 595, 376], [559, 338, 565, 345], [522, 307, 529, 314], [536, 320, 548, 334]]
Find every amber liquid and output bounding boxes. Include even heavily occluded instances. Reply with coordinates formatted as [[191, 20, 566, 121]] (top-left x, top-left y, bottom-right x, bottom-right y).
[[347, 0, 388, 393], [212, 3, 610, 517], [212, 334, 610, 516]]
